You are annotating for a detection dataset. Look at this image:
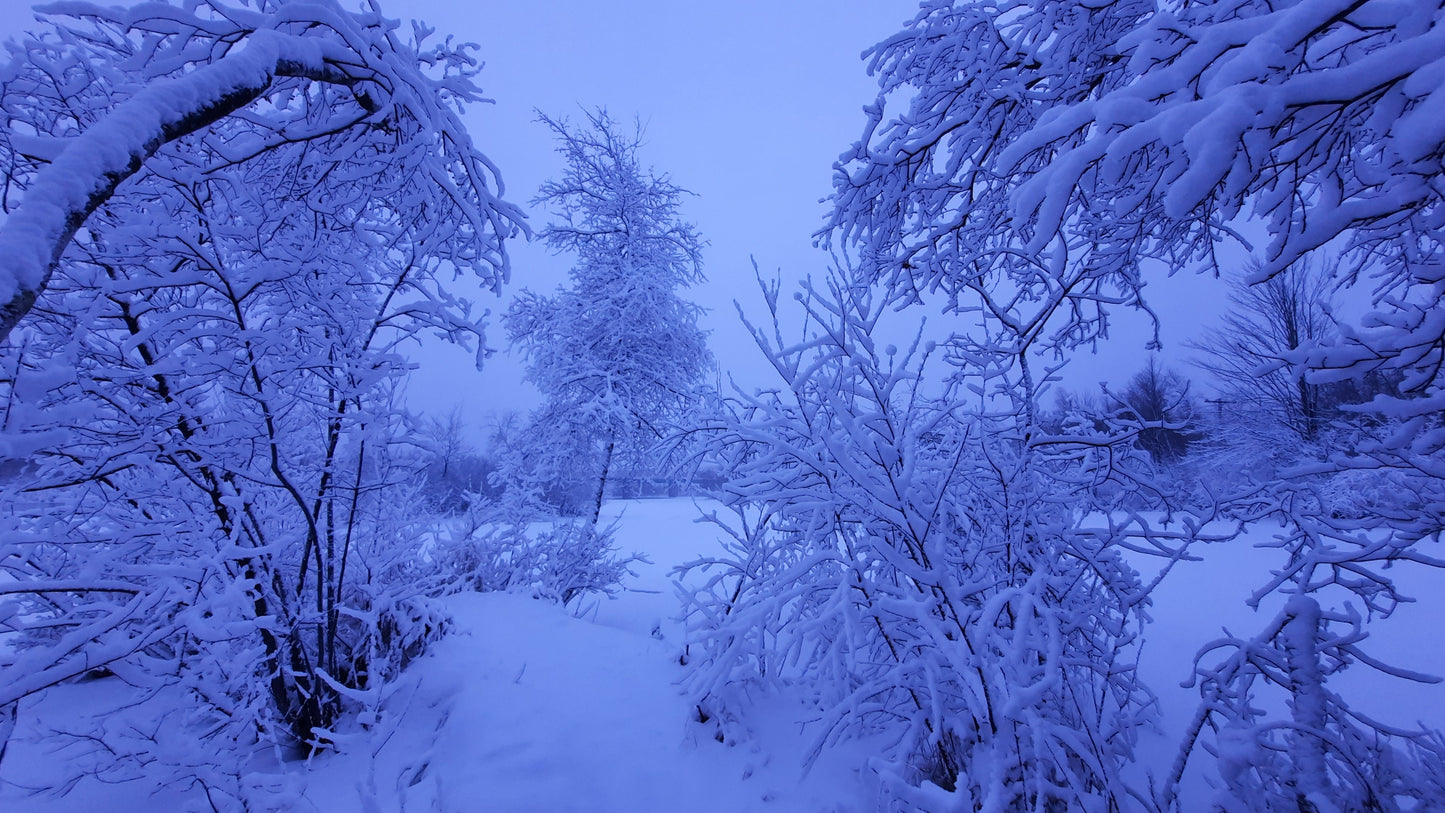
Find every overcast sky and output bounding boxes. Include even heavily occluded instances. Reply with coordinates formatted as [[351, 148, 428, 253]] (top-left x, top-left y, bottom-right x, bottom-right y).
[[0, 0, 1232, 435]]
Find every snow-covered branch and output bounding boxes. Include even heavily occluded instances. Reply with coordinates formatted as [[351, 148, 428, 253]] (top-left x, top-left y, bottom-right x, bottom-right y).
[[0, 0, 524, 343]]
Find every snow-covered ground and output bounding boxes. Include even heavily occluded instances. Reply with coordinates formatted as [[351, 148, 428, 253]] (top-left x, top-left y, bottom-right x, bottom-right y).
[[0, 499, 882, 812], [2, 499, 1441, 811]]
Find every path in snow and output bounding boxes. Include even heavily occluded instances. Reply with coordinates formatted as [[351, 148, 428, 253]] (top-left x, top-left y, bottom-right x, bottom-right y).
[[0, 498, 875, 812], [302, 498, 875, 812]]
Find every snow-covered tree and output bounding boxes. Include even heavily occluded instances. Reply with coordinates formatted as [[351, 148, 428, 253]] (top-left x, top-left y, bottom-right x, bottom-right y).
[[681, 267, 1189, 809], [420, 408, 493, 512], [0, 1, 523, 793], [822, 0, 1445, 807], [0, 0, 521, 343], [830, 0, 1445, 409], [505, 110, 711, 523]]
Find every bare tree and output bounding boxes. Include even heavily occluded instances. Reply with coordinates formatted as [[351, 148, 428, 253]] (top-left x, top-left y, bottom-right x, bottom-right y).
[[1190, 258, 1339, 445], [1112, 356, 1199, 464]]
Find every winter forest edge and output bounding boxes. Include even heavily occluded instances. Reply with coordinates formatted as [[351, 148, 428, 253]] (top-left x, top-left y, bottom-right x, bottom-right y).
[[0, 1, 1442, 812]]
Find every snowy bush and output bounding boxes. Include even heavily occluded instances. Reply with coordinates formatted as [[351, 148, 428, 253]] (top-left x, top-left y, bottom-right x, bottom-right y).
[[1318, 464, 1428, 522], [432, 507, 639, 606], [1154, 480, 1445, 810], [680, 273, 1177, 809]]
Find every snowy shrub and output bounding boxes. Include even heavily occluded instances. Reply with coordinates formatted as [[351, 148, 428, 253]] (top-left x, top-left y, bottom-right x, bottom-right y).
[[1167, 597, 1445, 812], [432, 508, 639, 606], [1142, 452, 1445, 812], [1318, 465, 1426, 521], [680, 273, 1173, 809]]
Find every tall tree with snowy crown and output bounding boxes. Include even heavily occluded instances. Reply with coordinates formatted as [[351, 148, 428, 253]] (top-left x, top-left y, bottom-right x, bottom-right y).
[[506, 110, 712, 523]]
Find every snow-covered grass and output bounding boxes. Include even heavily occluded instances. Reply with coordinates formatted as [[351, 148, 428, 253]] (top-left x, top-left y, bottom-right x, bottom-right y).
[[1, 498, 1440, 811]]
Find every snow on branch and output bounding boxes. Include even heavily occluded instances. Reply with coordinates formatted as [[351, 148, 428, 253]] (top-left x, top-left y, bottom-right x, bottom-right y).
[[0, 0, 523, 343]]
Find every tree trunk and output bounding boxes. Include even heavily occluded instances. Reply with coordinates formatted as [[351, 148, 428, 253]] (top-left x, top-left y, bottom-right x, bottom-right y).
[[591, 435, 616, 528]]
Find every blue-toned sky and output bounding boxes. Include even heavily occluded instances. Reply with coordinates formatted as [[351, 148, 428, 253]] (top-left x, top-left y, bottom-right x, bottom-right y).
[[0, 1, 1228, 432]]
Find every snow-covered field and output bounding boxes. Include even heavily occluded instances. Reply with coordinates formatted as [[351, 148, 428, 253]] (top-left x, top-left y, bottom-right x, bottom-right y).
[[2, 498, 1441, 811]]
